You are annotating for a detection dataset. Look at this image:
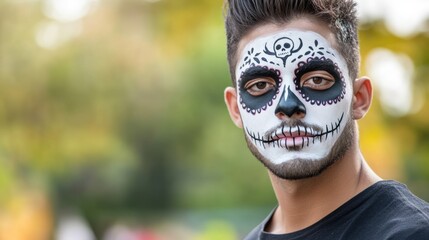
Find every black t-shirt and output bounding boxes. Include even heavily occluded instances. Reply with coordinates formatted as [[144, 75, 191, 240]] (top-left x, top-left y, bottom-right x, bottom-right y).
[[244, 180, 429, 240]]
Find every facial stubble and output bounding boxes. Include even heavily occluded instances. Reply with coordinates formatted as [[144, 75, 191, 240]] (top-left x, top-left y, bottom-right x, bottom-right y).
[[244, 116, 355, 180]]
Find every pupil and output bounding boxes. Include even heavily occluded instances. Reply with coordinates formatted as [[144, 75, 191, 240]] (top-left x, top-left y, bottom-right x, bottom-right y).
[[313, 77, 323, 84], [256, 82, 267, 89]]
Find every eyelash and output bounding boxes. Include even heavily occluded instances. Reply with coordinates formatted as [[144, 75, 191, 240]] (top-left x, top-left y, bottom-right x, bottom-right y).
[[244, 78, 277, 96], [300, 71, 335, 90]]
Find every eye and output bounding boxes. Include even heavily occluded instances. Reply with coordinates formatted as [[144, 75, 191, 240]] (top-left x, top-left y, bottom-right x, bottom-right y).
[[300, 71, 335, 90], [244, 78, 276, 96]]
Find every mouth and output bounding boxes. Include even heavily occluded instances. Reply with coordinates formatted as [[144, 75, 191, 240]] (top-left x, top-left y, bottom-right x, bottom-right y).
[[246, 112, 344, 150]]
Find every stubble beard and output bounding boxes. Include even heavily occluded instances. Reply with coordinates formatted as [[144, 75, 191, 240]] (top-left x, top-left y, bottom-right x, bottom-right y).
[[245, 117, 355, 180]]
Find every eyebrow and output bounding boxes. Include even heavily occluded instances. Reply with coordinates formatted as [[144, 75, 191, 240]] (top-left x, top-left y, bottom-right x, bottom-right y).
[[240, 66, 280, 83], [295, 59, 341, 80]]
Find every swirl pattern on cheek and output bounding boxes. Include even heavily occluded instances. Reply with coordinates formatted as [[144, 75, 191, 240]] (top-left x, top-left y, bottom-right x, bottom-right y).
[[293, 56, 347, 106]]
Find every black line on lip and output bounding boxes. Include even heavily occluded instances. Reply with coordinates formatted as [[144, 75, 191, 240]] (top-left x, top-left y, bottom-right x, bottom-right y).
[[245, 112, 345, 148], [325, 125, 329, 140], [281, 125, 286, 138]]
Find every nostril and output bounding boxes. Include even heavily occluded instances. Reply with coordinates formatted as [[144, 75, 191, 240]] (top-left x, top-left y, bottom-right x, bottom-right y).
[[276, 105, 306, 118], [275, 111, 286, 118], [275, 86, 306, 118]]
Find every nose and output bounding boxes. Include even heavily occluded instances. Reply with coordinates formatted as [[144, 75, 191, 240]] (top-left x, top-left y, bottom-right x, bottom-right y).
[[275, 86, 306, 119]]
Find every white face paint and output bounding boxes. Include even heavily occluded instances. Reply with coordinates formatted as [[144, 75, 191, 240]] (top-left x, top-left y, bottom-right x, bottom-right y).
[[235, 30, 352, 165]]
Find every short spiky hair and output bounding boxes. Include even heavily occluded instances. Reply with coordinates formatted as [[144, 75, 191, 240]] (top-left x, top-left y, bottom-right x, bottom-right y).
[[224, 0, 360, 84]]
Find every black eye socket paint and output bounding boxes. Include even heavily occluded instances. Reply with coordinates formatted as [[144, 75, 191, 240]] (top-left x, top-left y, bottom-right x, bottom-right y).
[[239, 66, 280, 84], [238, 66, 282, 114], [293, 57, 346, 106]]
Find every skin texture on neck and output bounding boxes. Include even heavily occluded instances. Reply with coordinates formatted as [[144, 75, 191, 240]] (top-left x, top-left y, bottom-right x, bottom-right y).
[[225, 17, 382, 234]]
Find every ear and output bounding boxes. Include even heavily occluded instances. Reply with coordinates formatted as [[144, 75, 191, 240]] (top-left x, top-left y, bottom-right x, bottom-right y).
[[352, 77, 373, 120], [224, 87, 243, 128]]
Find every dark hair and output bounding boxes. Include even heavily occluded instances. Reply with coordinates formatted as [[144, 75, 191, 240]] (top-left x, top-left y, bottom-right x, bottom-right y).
[[224, 0, 360, 85]]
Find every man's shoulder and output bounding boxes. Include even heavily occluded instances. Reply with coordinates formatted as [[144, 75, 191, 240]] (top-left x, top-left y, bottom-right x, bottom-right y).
[[349, 180, 429, 239], [381, 220, 429, 240], [242, 181, 429, 240], [368, 180, 429, 219]]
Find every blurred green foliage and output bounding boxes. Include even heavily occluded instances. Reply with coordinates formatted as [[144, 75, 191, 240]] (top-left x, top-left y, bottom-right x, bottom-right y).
[[0, 0, 428, 238]]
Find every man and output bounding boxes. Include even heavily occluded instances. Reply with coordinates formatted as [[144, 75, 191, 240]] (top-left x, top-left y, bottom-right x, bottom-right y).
[[223, 0, 429, 239]]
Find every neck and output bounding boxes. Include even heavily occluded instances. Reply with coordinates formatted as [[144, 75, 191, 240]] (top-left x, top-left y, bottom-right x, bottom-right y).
[[266, 134, 381, 234]]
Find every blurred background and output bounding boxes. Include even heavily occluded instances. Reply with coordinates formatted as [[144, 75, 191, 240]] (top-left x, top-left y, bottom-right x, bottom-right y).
[[0, 0, 428, 239]]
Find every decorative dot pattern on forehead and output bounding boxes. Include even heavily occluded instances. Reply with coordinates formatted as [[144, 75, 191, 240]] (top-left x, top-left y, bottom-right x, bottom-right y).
[[290, 39, 336, 64], [239, 37, 304, 70], [236, 31, 347, 78], [294, 56, 346, 106]]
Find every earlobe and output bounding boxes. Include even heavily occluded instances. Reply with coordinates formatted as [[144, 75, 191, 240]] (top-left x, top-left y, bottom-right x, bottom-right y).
[[352, 77, 373, 120], [224, 87, 243, 128]]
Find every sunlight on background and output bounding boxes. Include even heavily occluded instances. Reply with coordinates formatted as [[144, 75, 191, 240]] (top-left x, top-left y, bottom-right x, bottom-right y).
[[357, 0, 429, 37], [43, 0, 98, 22], [1, 0, 428, 239], [35, 21, 82, 49], [36, 0, 97, 49], [55, 214, 95, 240], [357, 0, 429, 116], [366, 49, 422, 116]]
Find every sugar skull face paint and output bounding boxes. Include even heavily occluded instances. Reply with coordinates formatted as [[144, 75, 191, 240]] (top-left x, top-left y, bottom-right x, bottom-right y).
[[235, 30, 353, 175]]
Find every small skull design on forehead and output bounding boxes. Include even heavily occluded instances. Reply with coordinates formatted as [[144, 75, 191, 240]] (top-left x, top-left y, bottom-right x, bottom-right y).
[[274, 37, 294, 58], [264, 36, 303, 67]]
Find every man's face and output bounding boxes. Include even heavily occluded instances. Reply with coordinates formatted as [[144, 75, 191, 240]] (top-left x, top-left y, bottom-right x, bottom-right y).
[[234, 29, 354, 179]]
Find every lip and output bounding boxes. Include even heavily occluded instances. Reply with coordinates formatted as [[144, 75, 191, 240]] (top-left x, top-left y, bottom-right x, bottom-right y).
[[271, 126, 318, 140], [245, 112, 344, 149]]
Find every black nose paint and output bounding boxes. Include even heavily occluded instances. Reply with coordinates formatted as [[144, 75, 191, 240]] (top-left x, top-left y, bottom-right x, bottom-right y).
[[275, 86, 306, 117]]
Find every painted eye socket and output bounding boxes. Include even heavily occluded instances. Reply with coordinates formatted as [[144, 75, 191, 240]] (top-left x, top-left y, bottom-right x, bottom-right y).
[[244, 78, 277, 96], [300, 71, 335, 91]]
